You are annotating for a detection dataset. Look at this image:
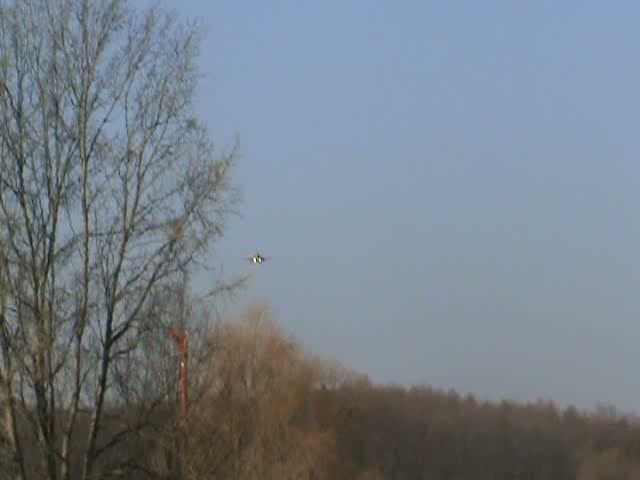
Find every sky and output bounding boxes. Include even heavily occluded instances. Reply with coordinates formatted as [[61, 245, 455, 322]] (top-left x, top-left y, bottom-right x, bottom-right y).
[[160, 0, 640, 413]]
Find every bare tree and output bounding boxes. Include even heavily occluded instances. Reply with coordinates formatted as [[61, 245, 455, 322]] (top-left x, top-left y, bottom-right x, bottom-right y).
[[182, 303, 337, 480], [0, 1, 240, 478]]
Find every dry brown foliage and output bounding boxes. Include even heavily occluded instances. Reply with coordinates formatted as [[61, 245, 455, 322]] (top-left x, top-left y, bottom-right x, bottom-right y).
[[181, 302, 337, 480]]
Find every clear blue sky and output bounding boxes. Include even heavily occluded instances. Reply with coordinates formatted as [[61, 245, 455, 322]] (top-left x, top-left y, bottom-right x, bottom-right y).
[[164, 0, 640, 412]]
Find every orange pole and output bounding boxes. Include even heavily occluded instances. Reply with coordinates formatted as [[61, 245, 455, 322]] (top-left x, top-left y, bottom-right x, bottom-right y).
[[169, 329, 188, 426]]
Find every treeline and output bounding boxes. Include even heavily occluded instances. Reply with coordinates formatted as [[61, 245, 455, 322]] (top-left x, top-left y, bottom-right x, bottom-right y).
[[154, 304, 640, 479], [322, 386, 640, 479], [5, 303, 640, 479]]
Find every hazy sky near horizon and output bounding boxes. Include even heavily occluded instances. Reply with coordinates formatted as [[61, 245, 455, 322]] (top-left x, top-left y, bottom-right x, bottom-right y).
[[163, 1, 640, 412]]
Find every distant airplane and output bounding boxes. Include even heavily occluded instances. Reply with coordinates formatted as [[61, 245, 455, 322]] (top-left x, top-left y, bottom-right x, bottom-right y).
[[248, 252, 271, 264]]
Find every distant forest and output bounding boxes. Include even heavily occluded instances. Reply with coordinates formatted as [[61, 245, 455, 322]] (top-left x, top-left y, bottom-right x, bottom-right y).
[[10, 304, 639, 480], [187, 308, 640, 480]]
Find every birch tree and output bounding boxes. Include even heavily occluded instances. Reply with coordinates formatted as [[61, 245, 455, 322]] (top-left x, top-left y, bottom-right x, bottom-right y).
[[0, 0, 239, 478]]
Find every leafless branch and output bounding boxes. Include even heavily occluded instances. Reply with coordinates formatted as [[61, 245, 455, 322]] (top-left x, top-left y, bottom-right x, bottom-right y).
[[0, 1, 240, 478]]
